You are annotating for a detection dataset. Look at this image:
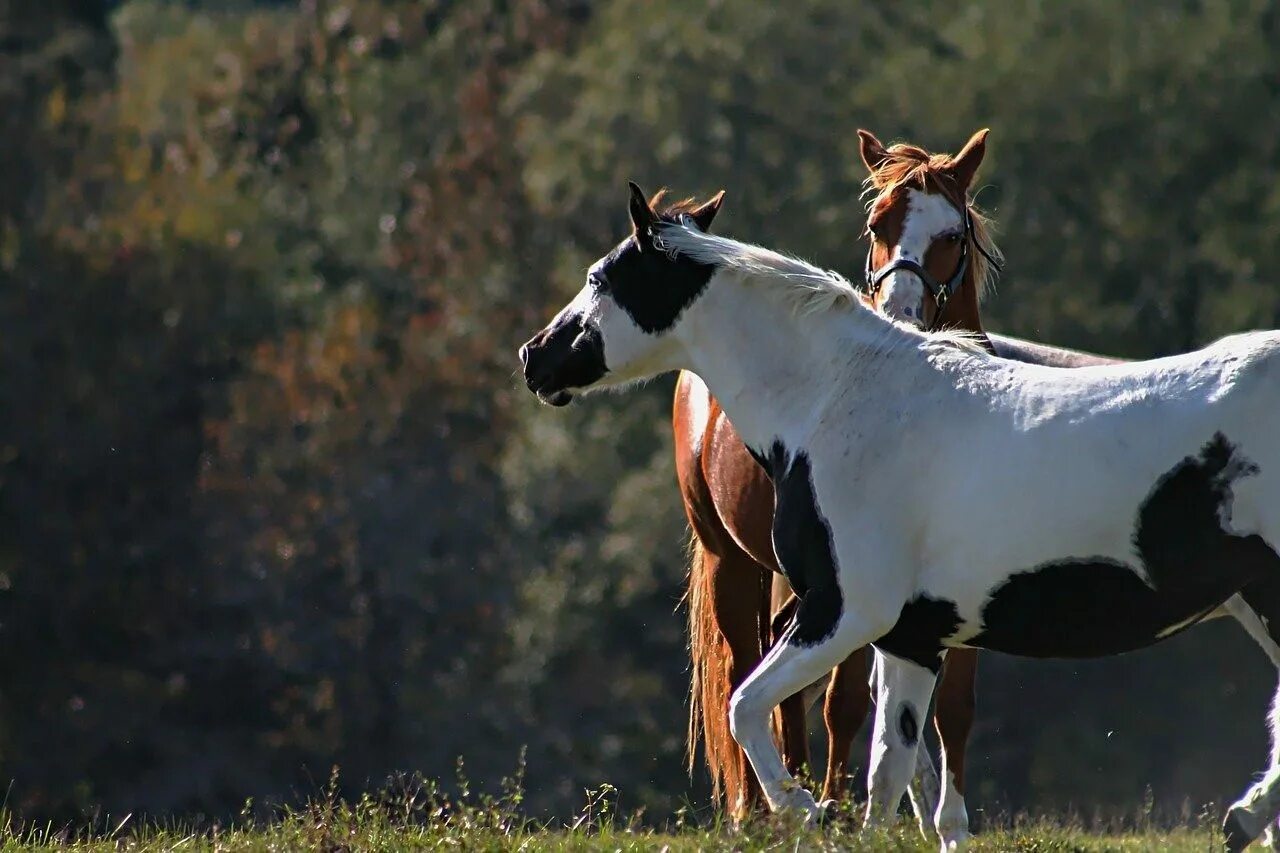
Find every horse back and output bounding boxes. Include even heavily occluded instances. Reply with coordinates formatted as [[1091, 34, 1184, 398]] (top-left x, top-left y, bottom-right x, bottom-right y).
[[987, 332, 1123, 367]]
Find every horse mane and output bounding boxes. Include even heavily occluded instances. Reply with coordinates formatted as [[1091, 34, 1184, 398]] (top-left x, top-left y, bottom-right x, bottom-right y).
[[861, 142, 1004, 299], [647, 189, 863, 318], [644, 189, 721, 226], [651, 220, 986, 354]]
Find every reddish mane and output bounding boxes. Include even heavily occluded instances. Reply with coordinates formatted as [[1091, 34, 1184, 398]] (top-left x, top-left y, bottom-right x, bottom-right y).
[[862, 143, 1003, 298], [648, 188, 712, 221]]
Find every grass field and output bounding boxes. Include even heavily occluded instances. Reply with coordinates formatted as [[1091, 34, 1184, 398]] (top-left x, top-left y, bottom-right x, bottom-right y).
[[0, 774, 1234, 852], [0, 823, 1226, 852]]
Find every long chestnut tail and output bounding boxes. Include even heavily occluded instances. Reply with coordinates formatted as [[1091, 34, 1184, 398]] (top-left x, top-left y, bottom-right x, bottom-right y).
[[685, 531, 769, 815]]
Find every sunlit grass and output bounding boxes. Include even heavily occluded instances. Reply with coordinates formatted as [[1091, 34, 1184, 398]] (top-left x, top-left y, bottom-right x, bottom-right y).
[[0, 766, 1229, 851]]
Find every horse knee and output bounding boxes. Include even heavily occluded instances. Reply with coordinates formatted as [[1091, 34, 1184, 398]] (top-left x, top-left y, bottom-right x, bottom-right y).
[[728, 687, 768, 743]]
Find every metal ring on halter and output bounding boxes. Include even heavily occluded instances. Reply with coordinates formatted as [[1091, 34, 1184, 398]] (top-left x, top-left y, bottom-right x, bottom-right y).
[[864, 205, 1003, 331]]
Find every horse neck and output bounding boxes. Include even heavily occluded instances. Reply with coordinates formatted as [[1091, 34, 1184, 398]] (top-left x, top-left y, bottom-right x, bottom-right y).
[[676, 270, 907, 453]]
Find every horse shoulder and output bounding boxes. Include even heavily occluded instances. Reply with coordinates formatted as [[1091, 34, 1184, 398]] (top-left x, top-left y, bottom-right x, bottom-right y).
[[673, 372, 727, 544], [673, 371, 711, 457], [805, 445, 916, 616], [705, 413, 777, 569]]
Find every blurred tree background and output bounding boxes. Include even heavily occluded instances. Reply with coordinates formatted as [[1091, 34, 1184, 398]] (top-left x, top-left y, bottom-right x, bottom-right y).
[[2, 0, 1280, 829]]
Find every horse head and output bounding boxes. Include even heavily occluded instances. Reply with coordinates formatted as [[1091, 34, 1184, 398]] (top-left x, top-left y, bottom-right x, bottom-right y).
[[859, 128, 1002, 333], [519, 183, 725, 405]]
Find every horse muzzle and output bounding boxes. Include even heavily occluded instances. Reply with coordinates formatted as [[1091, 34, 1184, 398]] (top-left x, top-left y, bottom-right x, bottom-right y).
[[518, 321, 607, 407], [877, 282, 928, 327]]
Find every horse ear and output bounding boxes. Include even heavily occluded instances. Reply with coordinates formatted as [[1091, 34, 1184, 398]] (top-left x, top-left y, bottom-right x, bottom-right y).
[[628, 181, 656, 235], [858, 129, 891, 175], [948, 128, 990, 190], [689, 190, 726, 232]]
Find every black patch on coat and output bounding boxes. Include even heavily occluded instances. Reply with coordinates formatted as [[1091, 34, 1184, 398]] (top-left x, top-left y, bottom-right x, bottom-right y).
[[758, 440, 844, 647], [770, 592, 800, 643], [898, 704, 919, 747], [874, 595, 965, 672], [1237, 570, 1280, 646], [972, 433, 1279, 658], [595, 223, 716, 334]]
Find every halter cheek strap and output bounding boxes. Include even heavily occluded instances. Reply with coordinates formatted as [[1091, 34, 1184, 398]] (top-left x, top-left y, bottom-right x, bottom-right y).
[[864, 205, 1002, 331]]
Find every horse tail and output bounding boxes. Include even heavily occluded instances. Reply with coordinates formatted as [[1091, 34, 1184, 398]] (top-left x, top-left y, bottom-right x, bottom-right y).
[[686, 529, 762, 813], [686, 522, 773, 814], [686, 530, 723, 799]]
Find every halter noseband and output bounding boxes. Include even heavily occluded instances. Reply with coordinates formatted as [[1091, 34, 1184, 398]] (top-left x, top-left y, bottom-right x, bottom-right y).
[[863, 203, 1003, 331]]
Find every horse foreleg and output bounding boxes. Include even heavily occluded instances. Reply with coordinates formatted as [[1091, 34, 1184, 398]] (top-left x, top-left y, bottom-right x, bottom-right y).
[[864, 650, 940, 836], [769, 583, 813, 780], [729, 606, 882, 819], [932, 647, 978, 850], [819, 646, 871, 805], [906, 733, 941, 840], [873, 650, 941, 840]]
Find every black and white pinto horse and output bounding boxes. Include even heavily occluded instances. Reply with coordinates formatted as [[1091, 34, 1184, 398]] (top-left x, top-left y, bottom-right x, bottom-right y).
[[520, 183, 1280, 852]]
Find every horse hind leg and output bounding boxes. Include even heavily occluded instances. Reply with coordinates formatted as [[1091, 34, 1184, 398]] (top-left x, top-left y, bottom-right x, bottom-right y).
[[931, 648, 978, 850], [818, 646, 872, 807], [906, 734, 942, 841], [1223, 559, 1280, 851]]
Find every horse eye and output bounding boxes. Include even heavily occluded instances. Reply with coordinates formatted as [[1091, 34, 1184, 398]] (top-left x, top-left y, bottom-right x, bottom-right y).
[[943, 232, 963, 244]]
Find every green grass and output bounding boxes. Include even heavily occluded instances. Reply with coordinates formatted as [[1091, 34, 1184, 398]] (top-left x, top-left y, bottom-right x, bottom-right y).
[[0, 772, 1232, 852], [0, 818, 1228, 852], [0, 816, 1228, 853]]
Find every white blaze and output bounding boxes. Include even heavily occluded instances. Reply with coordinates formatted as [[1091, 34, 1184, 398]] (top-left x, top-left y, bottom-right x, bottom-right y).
[[877, 189, 964, 326]]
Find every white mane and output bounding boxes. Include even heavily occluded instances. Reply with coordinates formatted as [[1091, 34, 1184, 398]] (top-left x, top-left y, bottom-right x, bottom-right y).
[[652, 221, 987, 354], [654, 221, 857, 314]]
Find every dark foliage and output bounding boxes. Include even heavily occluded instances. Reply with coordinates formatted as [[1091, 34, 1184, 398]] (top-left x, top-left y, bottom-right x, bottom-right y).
[[2, 0, 1280, 828]]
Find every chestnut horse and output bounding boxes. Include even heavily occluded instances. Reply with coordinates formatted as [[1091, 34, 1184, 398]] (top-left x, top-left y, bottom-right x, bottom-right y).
[[676, 130, 1116, 830]]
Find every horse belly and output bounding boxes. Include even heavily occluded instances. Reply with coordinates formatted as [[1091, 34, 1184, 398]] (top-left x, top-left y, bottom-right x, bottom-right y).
[[959, 560, 1232, 658], [928, 430, 1280, 659]]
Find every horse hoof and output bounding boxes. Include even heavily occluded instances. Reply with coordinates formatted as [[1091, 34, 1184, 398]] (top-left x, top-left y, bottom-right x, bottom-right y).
[[939, 829, 972, 852], [778, 788, 822, 825], [1224, 806, 1262, 853]]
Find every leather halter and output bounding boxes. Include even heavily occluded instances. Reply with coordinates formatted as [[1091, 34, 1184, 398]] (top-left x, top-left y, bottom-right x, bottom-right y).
[[864, 202, 1003, 331]]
